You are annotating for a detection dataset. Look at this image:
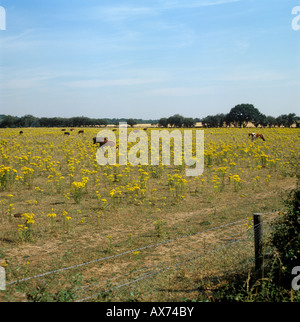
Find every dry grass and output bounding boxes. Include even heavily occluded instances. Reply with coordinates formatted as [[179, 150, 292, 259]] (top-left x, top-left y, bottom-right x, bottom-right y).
[[0, 127, 299, 301]]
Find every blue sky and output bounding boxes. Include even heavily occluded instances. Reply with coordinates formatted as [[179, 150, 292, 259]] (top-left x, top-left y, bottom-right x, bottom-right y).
[[0, 0, 299, 119]]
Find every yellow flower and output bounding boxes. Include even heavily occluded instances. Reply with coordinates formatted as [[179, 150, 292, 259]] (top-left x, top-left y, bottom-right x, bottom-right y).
[[22, 213, 36, 225], [2, 261, 8, 267], [132, 251, 140, 256], [47, 213, 56, 218]]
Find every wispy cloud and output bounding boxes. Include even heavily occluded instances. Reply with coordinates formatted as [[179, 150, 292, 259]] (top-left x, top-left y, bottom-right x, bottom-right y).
[[160, 0, 240, 10], [97, 6, 158, 22], [83, 0, 240, 22], [65, 78, 162, 89], [1, 75, 54, 90], [216, 69, 289, 82], [145, 86, 213, 96]]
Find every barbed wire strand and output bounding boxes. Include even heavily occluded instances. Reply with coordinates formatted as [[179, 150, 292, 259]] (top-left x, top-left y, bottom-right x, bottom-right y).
[[76, 236, 250, 302], [7, 218, 248, 286], [76, 215, 281, 300], [76, 224, 252, 295], [8, 209, 282, 287]]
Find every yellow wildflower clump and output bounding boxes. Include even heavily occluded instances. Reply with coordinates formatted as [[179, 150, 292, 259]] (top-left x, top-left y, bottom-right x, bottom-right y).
[[69, 181, 86, 204], [18, 213, 35, 242]]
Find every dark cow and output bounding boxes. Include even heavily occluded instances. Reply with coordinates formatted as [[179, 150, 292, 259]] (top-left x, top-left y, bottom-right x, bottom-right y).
[[78, 130, 84, 134], [93, 137, 115, 147], [19, 131, 23, 135], [64, 132, 70, 135]]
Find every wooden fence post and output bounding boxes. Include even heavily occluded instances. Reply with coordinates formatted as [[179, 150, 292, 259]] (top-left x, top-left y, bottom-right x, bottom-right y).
[[253, 213, 263, 271]]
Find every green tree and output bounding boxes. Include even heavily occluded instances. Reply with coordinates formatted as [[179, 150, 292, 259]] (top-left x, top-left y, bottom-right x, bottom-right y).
[[287, 113, 297, 127], [127, 118, 137, 127], [96, 119, 108, 127], [202, 114, 225, 128], [182, 117, 196, 128], [0, 115, 19, 128], [266, 115, 276, 128], [226, 104, 261, 128], [202, 115, 216, 128], [252, 113, 267, 128], [275, 114, 297, 128], [158, 117, 168, 127], [167, 114, 184, 127], [19, 114, 38, 127], [276, 114, 291, 127]]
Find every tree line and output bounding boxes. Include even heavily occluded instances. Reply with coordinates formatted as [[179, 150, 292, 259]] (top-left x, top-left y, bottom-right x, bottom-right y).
[[0, 104, 299, 128], [158, 104, 299, 128], [0, 114, 158, 128]]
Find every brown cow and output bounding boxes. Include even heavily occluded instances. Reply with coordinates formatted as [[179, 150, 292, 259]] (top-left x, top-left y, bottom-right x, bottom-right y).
[[248, 133, 265, 141], [93, 137, 115, 147]]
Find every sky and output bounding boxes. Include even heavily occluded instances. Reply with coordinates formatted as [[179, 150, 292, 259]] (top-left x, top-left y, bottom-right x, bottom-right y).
[[0, 0, 299, 119]]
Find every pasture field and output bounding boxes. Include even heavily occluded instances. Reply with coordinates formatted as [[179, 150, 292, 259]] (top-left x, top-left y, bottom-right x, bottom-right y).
[[0, 127, 299, 301]]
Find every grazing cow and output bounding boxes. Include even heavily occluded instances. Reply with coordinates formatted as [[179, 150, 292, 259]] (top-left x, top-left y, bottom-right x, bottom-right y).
[[78, 130, 84, 134], [248, 133, 265, 141], [61, 129, 66, 131], [19, 131, 23, 135], [70, 128, 74, 131], [13, 213, 23, 218], [64, 132, 70, 135], [93, 136, 116, 147]]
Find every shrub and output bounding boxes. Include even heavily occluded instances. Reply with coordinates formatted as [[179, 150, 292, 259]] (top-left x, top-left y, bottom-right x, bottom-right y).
[[269, 175, 300, 286]]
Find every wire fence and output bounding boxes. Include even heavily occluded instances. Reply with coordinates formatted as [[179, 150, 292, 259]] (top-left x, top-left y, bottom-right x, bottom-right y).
[[3, 209, 282, 302], [6, 218, 248, 286]]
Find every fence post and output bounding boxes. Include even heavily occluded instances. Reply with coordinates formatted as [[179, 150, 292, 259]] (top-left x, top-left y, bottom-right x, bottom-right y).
[[253, 213, 263, 271]]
